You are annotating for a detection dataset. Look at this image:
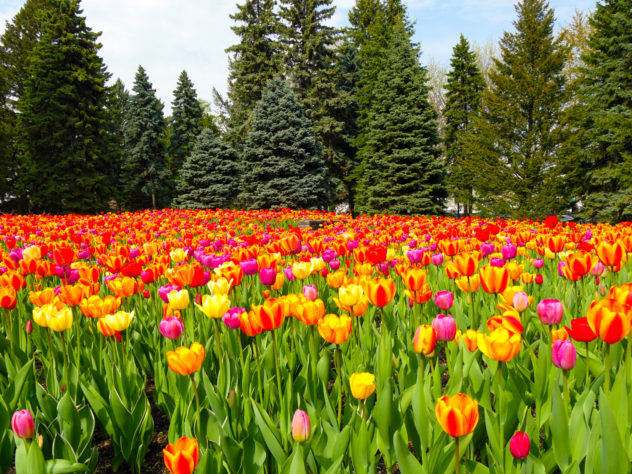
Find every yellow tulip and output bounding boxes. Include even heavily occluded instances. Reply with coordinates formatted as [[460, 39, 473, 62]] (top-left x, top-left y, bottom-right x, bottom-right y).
[[349, 373, 376, 400], [103, 311, 134, 332], [167, 289, 190, 310], [196, 294, 230, 319]]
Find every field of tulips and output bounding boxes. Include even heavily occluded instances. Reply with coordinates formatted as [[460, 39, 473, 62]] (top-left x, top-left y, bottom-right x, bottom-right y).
[[2, 209, 632, 473]]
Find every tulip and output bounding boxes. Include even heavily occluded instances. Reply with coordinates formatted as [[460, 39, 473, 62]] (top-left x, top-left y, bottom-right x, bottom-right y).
[[291, 410, 311, 442], [251, 301, 285, 331], [349, 372, 376, 400], [455, 275, 480, 293], [402, 268, 427, 292], [283, 266, 296, 281], [453, 253, 478, 277], [434, 290, 454, 311], [536, 299, 563, 325], [481, 242, 495, 257], [47, 305, 73, 332], [12, 409, 35, 439], [565, 317, 596, 343], [167, 289, 190, 310], [501, 244, 517, 260], [223, 307, 245, 329], [510, 431, 530, 459], [413, 324, 437, 356], [586, 297, 630, 344], [535, 274, 543, 285], [196, 294, 230, 320], [0, 286, 16, 310], [295, 299, 326, 326], [432, 314, 457, 341], [596, 240, 625, 269], [302, 284, 318, 301], [166, 342, 205, 376], [159, 283, 181, 303], [479, 265, 509, 294], [533, 258, 544, 269], [477, 328, 521, 362], [317, 314, 352, 344], [25, 320, 33, 334], [160, 316, 184, 340], [458, 329, 478, 352], [431, 253, 444, 266], [103, 311, 134, 332], [259, 267, 277, 286], [551, 327, 569, 343], [490, 257, 505, 268], [552, 340, 576, 370], [338, 284, 363, 307], [163, 437, 199, 474], [207, 277, 232, 295], [238, 309, 264, 336], [292, 261, 312, 280], [435, 393, 479, 438], [239, 258, 259, 276], [366, 277, 396, 308]]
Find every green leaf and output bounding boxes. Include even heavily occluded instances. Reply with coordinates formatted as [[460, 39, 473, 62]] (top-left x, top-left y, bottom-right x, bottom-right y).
[[393, 430, 423, 474], [283, 444, 306, 474], [251, 399, 287, 465], [598, 389, 629, 474], [27, 441, 46, 474], [550, 374, 570, 470], [44, 459, 89, 474]]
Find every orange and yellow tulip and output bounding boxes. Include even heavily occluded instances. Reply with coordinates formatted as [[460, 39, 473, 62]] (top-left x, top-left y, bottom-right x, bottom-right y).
[[479, 265, 509, 294], [587, 297, 631, 344], [163, 436, 199, 474], [435, 393, 479, 438], [366, 278, 396, 308], [317, 314, 352, 344], [167, 342, 205, 376], [477, 328, 521, 361]]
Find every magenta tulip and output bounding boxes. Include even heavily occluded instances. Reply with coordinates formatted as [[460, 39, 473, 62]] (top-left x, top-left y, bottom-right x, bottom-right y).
[[11, 410, 35, 439], [159, 316, 184, 340], [432, 314, 456, 341], [537, 298, 564, 325], [434, 290, 454, 311], [551, 340, 577, 370], [510, 431, 530, 459]]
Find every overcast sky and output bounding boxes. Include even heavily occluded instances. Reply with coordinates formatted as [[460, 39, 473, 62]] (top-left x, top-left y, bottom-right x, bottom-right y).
[[1, 0, 595, 115]]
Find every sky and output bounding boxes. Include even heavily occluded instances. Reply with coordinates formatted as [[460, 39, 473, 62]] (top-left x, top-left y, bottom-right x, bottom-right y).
[[0, 0, 596, 114]]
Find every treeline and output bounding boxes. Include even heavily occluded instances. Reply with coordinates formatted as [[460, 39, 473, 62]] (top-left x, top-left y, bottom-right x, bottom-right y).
[[0, 0, 630, 221]]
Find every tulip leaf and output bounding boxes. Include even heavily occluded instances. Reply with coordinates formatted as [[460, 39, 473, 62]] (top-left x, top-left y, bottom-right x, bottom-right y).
[[550, 382, 570, 470], [464, 460, 490, 474], [350, 422, 369, 474], [283, 444, 306, 474], [569, 396, 588, 462], [598, 389, 629, 474], [393, 430, 423, 474], [251, 399, 287, 465], [44, 459, 89, 474], [26, 440, 45, 474], [242, 435, 267, 473]]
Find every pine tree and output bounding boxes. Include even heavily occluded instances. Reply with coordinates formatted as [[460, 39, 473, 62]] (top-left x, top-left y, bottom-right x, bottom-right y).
[[168, 70, 203, 178], [462, 0, 569, 218], [104, 78, 129, 208], [444, 34, 486, 216], [17, 0, 111, 213], [356, 22, 445, 215], [239, 77, 328, 209], [174, 129, 239, 209], [224, 0, 282, 143], [563, 0, 632, 222], [122, 66, 170, 210]]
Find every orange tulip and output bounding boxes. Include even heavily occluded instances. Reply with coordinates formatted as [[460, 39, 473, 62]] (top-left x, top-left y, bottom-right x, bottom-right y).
[[477, 328, 521, 361], [453, 253, 479, 277], [167, 342, 205, 376], [163, 436, 199, 474], [596, 241, 625, 269], [547, 235, 565, 253], [587, 297, 631, 344], [445, 262, 460, 279], [567, 251, 595, 277], [413, 324, 436, 356], [479, 265, 509, 294], [29, 288, 56, 307], [317, 314, 352, 344], [551, 327, 569, 343], [457, 329, 478, 352], [295, 299, 326, 326], [455, 275, 480, 293], [401, 268, 427, 292], [251, 302, 284, 332], [438, 240, 462, 257], [166, 264, 196, 288], [238, 309, 264, 337], [107, 277, 143, 298], [405, 284, 433, 304], [326, 270, 348, 289], [0, 286, 17, 310], [366, 278, 396, 308], [57, 284, 88, 307], [80, 295, 122, 318], [486, 315, 523, 335], [435, 393, 479, 438]]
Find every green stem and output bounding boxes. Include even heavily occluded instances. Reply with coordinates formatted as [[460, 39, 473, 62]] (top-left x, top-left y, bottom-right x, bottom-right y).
[[498, 363, 503, 466], [563, 370, 569, 403], [253, 338, 263, 404], [4, 309, 13, 352], [60, 332, 69, 390], [585, 341, 590, 385], [455, 436, 460, 474], [310, 325, 318, 376], [272, 331, 286, 450], [336, 345, 342, 429], [605, 343, 611, 394], [467, 277, 476, 329], [191, 375, 201, 438], [214, 319, 223, 375]]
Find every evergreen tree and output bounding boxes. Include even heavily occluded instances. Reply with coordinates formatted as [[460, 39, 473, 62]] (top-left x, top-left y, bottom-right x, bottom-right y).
[[17, 0, 111, 213], [174, 129, 239, 209], [239, 77, 328, 209], [444, 34, 486, 216], [168, 70, 203, 177], [104, 78, 129, 208], [122, 66, 170, 210], [462, 0, 569, 218], [563, 0, 632, 222], [356, 23, 445, 215], [224, 0, 282, 143]]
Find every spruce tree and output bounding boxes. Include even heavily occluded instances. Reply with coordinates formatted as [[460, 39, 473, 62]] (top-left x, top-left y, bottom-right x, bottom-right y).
[[444, 34, 486, 216], [462, 0, 569, 218], [104, 78, 129, 208], [168, 70, 203, 177], [174, 129, 239, 209], [239, 77, 328, 209], [17, 0, 111, 213], [224, 0, 282, 143], [356, 22, 445, 215], [122, 66, 170, 210], [563, 0, 632, 222]]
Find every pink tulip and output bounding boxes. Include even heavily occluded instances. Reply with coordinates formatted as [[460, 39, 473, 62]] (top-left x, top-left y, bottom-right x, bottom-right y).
[[510, 431, 530, 459], [11, 410, 35, 439], [533, 258, 544, 269], [303, 285, 318, 301], [551, 340, 577, 370], [159, 316, 184, 340], [434, 290, 454, 311], [291, 410, 311, 442], [223, 307, 245, 329], [513, 292, 529, 312], [431, 253, 444, 266], [432, 314, 456, 341], [239, 258, 258, 276], [536, 299, 563, 325], [501, 244, 517, 260]]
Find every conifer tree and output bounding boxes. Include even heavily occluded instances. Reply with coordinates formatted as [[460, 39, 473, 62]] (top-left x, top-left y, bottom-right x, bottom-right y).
[[224, 0, 281, 143], [168, 70, 203, 177], [122, 66, 170, 210], [17, 0, 111, 213], [444, 34, 486, 216], [104, 78, 129, 208], [563, 0, 632, 222], [463, 0, 569, 218], [239, 77, 328, 209], [174, 129, 239, 209], [356, 22, 445, 215]]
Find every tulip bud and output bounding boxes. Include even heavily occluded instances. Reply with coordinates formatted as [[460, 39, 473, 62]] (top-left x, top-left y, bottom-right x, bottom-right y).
[[510, 431, 530, 459], [535, 274, 543, 285], [11, 409, 35, 439], [25, 320, 33, 334], [159, 316, 184, 340], [142, 289, 150, 298], [434, 290, 454, 311], [38, 433, 43, 448], [598, 283, 607, 296], [291, 410, 311, 442], [551, 340, 577, 370], [536, 299, 563, 325], [432, 314, 457, 341], [512, 291, 529, 312], [227, 388, 235, 408], [533, 258, 544, 269], [302, 284, 318, 301]]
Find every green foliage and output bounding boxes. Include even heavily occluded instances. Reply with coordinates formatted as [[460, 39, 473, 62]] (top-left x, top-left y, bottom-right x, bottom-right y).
[[168, 70, 203, 178], [122, 65, 170, 210], [355, 22, 446, 215], [239, 77, 328, 209], [444, 34, 486, 216], [563, 0, 632, 223], [174, 129, 240, 209], [225, 0, 282, 143], [463, 0, 569, 218], [16, 0, 111, 213], [103, 78, 129, 210]]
